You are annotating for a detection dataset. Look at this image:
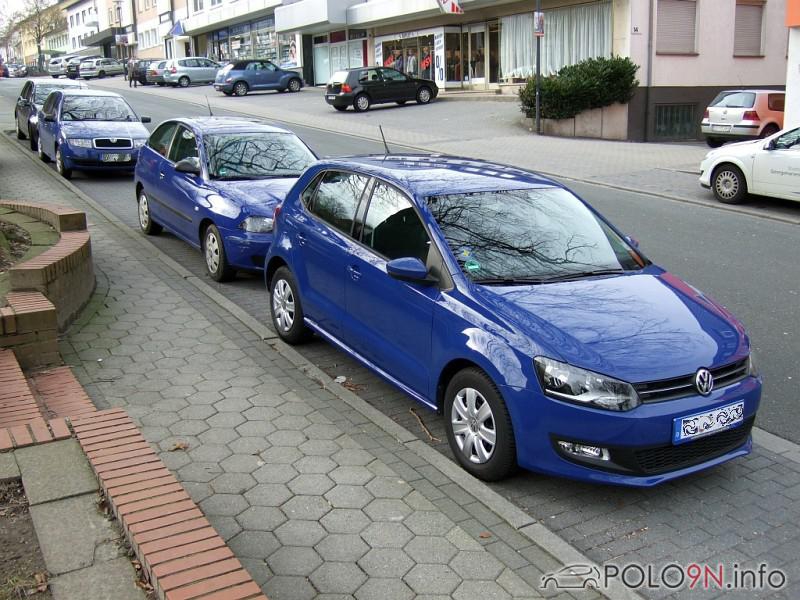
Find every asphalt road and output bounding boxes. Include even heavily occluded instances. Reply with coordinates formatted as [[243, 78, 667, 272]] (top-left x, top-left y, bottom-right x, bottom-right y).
[[0, 79, 797, 447]]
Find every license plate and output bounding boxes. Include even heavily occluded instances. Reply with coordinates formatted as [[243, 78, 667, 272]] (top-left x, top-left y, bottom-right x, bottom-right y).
[[326, 95, 336, 100], [673, 401, 744, 445], [102, 153, 129, 163], [711, 125, 731, 133]]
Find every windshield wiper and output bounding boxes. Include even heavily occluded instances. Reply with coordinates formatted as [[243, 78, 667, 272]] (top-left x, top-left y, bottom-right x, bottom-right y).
[[538, 268, 626, 282], [472, 277, 550, 286]]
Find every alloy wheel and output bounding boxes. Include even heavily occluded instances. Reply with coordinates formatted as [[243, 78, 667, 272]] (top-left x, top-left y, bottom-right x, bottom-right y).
[[205, 229, 221, 274], [272, 279, 295, 332], [138, 192, 150, 230], [714, 170, 739, 201], [356, 95, 370, 111], [234, 82, 247, 96], [450, 387, 496, 464], [418, 88, 432, 103], [288, 78, 301, 92]]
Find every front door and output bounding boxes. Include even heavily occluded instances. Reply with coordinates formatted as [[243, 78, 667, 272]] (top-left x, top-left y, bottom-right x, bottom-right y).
[[752, 127, 800, 200], [378, 68, 416, 101], [161, 125, 202, 241]]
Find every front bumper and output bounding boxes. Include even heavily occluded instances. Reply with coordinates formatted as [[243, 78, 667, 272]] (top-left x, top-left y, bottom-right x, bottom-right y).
[[698, 156, 715, 188], [509, 375, 761, 486], [216, 224, 273, 271], [61, 144, 140, 171]]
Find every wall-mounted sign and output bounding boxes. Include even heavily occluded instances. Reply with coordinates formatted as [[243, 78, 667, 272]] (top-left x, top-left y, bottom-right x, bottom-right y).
[[436, 0, 463, 15]]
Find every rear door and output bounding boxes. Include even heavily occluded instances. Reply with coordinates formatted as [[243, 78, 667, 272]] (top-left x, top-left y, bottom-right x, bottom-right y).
[[139, 121, 178, 227], [261, 61, 282, 88], [198, 58, 218, 82], [354, 68, 384, 100]]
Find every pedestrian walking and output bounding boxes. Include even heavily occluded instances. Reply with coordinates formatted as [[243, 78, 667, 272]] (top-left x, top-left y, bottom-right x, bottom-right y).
[[127, 56, 138, 87]]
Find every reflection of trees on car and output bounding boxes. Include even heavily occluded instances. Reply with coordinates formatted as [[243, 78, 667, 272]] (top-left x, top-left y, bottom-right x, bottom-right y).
[[204, 133, 314, 179]]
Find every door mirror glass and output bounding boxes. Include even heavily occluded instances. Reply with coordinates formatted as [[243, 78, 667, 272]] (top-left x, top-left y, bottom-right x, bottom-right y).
[[175, 157, 201, 175], [386, 257, 432, 283]]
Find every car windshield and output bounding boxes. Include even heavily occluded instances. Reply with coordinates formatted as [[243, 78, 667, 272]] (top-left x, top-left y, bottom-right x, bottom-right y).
[[710, 92, 756, 109], [427, 188, 646, 283], [34, 85, 73, 104], [204, 132, 316, 180], [60, 96, 138, 122]]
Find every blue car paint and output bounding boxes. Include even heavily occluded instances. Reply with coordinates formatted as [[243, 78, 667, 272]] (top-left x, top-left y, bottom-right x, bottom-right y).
[[36, 89, 148, 173], [214, 60, 302, 94], [265, 155, 762, 486], [135, 117, 307, 271]]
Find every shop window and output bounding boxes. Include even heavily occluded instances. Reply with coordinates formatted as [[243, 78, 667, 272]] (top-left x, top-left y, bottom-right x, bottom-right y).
[[330, 30, 346, 43], [445, 32, 461, 81], [734, 1, 764, 56], [654, 104, 695, 139], [656, 0, 697, 54]]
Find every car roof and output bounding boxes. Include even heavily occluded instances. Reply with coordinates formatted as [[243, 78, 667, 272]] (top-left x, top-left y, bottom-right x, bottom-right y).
[[717, 89, 784, 94], [314, 155, 559, 198], [59, 89, 125, 98], [31, 78, 85, 87], [167, 116, 295, 135]]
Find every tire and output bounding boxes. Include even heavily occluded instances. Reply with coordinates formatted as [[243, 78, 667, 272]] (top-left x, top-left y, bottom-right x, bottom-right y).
[[203, 224, 235, 282], [98, 71, 105, 78], [37, 136, 50, 163], [223, 91, 233, 96], [333, 106, 347, 112], [233, 81, 248, 97], [759, 124, 780, 139], [179, 76, 190, 88], [444, 368, 517, 481], [287, 78, 301, 93], [157, 82, 165, 86], [269, 266, 312, 344], [15, 115, 25, 139], [354, 93, 371, 112], [55, 146, 72, 180], [711, 164, 748, 205], [28, 126, 37, 151], [396, 100, 407, 106], [705, 137, 725, 148], [416, 86, 433, 105], [137, 190, 162, 235], [51, 75, 59, 79]]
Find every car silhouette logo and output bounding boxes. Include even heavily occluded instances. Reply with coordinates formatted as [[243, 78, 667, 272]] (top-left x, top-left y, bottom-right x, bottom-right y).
[[695, 368, 714, 396], [541, 564, 601, 590]]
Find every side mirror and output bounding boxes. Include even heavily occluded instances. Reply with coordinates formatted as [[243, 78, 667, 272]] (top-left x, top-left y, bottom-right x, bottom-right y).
[[764, 139, 776, 151], [175, 157, 201, 175], [43, 113, 55, 122], [624, 235, 640, 249], [140, 115, 151, 123], [386, 257, 437, 285]]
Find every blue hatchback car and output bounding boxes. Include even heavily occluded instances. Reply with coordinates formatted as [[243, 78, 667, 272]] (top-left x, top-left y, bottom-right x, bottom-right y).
[[36, 89, 151, 180], [214, 59, 303, 97], [135, 117, 316, 281], [264, 155, 762, 486]]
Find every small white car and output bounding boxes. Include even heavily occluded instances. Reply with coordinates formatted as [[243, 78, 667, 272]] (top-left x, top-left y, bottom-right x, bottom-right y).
[[699, 127, 800, 204]]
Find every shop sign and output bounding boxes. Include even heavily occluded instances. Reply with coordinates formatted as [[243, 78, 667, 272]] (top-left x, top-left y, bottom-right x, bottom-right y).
[[534, 11, 544, 37], [436, 0, 464, 14]]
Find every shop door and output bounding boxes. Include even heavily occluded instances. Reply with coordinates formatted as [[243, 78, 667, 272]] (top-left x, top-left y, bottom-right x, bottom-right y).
[[313, 45, 330, 85], [348, 40, 365, 68], [467, 24, 486, 88], [330, 43, 348, 73]]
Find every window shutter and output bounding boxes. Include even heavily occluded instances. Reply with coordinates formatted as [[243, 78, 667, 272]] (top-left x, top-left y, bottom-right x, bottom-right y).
[[734, 3, 764, 56], [656, 0, 697, 54]]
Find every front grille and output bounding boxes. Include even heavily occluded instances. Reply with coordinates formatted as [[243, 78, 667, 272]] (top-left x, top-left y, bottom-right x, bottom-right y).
[[633, 358, 749, 403], [94, 138, 132, 149], [629, 417, 754, 475]]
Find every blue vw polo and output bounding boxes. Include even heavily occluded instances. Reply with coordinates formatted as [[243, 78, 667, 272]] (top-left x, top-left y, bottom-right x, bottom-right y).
[[36, 89, 151, 180], [134, 117, 316, 281], [264, 155, 762, 486]]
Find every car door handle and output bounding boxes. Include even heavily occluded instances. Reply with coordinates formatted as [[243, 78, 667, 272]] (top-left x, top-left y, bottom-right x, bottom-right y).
[[347, 264, 361, 281], [296, 232, 306, 246], [159, 172, 165, 180]]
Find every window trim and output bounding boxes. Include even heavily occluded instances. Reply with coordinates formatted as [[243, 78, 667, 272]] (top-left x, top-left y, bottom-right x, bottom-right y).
[[302, 169, 372, 238]]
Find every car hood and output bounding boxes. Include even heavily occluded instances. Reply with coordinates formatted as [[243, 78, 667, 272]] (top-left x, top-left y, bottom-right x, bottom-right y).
[[707, 138, 764, 158], [59, 120, 149, 139], [206, 177, 297, 216], [473, 270, 749, 383]]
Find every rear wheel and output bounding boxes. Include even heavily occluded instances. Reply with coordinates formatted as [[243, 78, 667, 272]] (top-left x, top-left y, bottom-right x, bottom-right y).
[[233, 81, 248, 97], [37, 136, 50, 163], [179, 76, 190, 88], [416, 86, 433, 104], [55, 146, 72, 180], [15, 115, 25, 139], [705, 137, 725, 148], [28, 125, 37, 151], [137, 190, 162, 235], [270, 267, 313, 344], [354, 93, 371, 112], [759, 124, 780, 139], [712, 164, 748, 205], [334, 106, 347, 112], [287, 78, 302, 93], [203, 224, 235, 282]]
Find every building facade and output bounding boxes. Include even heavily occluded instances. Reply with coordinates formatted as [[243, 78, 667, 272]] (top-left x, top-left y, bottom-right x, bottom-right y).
[[63, 0, 102, 56]]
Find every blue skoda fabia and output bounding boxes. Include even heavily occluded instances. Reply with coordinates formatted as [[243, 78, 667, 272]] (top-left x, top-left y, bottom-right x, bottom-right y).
[[264, 155, 762, 486]]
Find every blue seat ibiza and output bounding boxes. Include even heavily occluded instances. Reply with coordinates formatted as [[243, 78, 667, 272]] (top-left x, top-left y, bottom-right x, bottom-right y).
[[264, 155, 762, 486]]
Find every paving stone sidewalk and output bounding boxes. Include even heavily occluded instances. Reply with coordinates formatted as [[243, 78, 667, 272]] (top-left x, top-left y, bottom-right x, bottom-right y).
[[0, 135, 607, 599]]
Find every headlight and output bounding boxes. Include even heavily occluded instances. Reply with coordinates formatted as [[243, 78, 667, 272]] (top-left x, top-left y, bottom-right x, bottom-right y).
[[68, 138, 92, 148], [534, 356, 640, 411], [240, 216, 274, 233], [133, 139, 146, 148]]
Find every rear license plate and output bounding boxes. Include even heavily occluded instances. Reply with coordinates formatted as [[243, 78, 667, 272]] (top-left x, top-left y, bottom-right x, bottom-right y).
[[102, 153, 130, 163], [673, 401, 744, 445], [711, 125, 731, 133], [326, 95, 336, 100]]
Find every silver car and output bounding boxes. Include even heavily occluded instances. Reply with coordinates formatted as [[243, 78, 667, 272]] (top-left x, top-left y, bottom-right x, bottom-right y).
[[79, 58, 125, 79], [163, 57, 220, 87], [48, 57, 70, 78], [145, 60, 168, 85]]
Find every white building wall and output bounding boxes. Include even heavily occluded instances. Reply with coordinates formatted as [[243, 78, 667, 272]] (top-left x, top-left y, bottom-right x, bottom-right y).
[[786, 27, 800, 128], [67, 0, 100, 53]]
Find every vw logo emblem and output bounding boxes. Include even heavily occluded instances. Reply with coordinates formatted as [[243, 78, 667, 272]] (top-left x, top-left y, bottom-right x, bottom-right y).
[[109, 138, 117, 143], [695, 368, 714, 396]]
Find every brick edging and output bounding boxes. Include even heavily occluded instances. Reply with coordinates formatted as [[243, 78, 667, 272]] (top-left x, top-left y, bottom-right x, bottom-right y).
[[71, 409, 267, 600]]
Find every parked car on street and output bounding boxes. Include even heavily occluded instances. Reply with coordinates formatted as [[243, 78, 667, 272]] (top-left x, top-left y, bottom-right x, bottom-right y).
[[265, 155, 761, 485], [14, 78, 88, 150], [129, 58, 161, 85], [145, 60, 168, 85], [701, 89, 784, 148], [79, 57, 125, 79], [163, 57, 221, 87], [36, 89, 151, 179], [214, 60, 303, 96], [48, 56, 71, 78], [325, 67, 437, 112], [8, 64, 28, 77], [134, 117, 316, 281], [65, 54, 101, 79], [700, 126, 800, 204]]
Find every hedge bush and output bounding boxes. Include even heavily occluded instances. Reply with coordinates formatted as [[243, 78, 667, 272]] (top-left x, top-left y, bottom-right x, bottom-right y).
[[519, 56, 639, 121]]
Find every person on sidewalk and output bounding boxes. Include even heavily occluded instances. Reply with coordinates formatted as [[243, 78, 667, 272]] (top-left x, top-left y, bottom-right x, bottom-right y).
[[127, 57, 138, 88]]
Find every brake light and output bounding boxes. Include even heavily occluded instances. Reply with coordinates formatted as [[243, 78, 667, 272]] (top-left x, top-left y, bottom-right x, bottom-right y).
[[273, 203, 282, 224], [703, 109, 709, 119], [170, 66, 177, 74], [742, 110, 760, 121], [341, 83, 352, 93]]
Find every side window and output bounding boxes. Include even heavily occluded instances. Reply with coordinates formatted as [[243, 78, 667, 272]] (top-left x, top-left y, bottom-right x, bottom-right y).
[[309, 171, 368, 235], [768, 94, 785, 112], [380, 68, 407, 82], [148, 122, 178, 157], [361, 182, 430, 263], [21, 82, 31, 100], [42, 93, 57, 115], [300, 172, 324, 210], [263, 61, 277, 71], [774, 128, 800, 150], [246, 62, 259, 71], [358, 69, 380, 83], [168, 126, 199, 163]]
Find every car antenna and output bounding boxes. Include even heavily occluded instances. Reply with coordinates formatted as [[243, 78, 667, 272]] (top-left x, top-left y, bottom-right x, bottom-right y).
[[378, 125, 391, 158], [205, 95, 214, 117]]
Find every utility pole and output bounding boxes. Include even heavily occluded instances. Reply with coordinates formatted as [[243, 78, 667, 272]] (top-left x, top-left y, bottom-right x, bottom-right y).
[[535, 0, 542, 134]]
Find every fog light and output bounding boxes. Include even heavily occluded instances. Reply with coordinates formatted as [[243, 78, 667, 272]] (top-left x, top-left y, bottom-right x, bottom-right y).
[[557, 441, 610, 461]]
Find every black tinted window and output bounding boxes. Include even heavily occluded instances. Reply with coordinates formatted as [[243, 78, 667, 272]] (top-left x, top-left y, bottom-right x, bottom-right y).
[[169, 126, 199, 163], [148, 122, 178, 156], [362, 183, 429, 262], [309, 171, 368, 235]]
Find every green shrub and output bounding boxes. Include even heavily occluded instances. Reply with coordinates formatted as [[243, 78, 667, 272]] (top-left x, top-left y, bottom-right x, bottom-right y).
[[519, 55, 639, 120]]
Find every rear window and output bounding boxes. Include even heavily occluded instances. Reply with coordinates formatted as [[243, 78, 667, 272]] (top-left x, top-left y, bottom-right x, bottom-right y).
[[710, 92, 755, 109], [768, 94, 785, 112], [328, 71, 350, 84]]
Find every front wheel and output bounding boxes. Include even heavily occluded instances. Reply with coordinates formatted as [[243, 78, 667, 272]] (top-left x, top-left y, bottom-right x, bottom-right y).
[[444, 368, 517, 481], [15, 115, 25, 139], [287, 78, 302, 93], [55, 146, 72, 180], [28, 125, 37, 151], [203, 224, 235, 282], [137, 190, 162, 235], [354, 93, 371, 112], [233, 81, 248, 97], [37, 136, 50, 163], [712, 164, 748, 205], [179, 76, 190, 88], [416, 86, 433, 105], [270, 267, 312, 344]]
